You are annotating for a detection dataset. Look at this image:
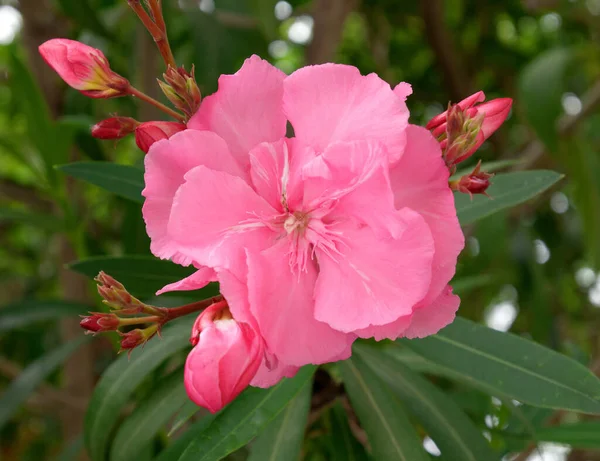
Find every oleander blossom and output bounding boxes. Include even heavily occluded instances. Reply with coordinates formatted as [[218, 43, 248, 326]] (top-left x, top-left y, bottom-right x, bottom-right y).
[[142, 56, 464, 395]]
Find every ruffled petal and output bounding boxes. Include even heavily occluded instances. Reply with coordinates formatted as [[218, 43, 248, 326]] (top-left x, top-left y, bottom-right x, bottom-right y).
[[143, 130, 244, 266], [314, 208, 434, 332], [283, 64, 409, 161], [167, 166, 276, 270], [403, 286, 460, 338], [247, 243, 354, 366], [389, 125, 465, 306], [188, 55, 287, 172]]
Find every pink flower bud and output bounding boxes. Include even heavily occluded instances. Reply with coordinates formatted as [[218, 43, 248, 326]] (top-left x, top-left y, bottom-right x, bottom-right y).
[[134, 121, 186, 153], [39, 39, 130, 99], [427, 91, 512, 166], [91, 117, 139, 140], [455, 161, 493, 198], [119, 325, 159, 352], [80, 313, 120, 333], [184, 302, 264, 413]]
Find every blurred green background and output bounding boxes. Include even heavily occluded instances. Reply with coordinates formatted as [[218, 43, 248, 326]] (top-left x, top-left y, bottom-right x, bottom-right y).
[[1, 0, 600, 460]]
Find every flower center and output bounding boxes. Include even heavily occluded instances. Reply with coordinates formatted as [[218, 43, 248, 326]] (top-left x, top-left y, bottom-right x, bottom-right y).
[[283, 211, 309, 236]]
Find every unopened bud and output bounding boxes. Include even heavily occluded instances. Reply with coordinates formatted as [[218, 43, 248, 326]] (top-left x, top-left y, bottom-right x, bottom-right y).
[[119, 325, 159, 352], [452, 161, 493, 198], [91, 117, 139, 140], [95, 271, 144, 311], [80, 313, 120, 334], [159, 65, 201, 118], [135, 121, 186, 153], [39, 39, 130, 99]]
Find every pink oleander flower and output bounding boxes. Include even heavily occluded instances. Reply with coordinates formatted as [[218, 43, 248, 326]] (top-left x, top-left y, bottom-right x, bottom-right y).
[[135, 121, 187, 153], [39, 39, 130, 98], [143, 56, 464, 390], [185, 301, 264, 413], [427, 91, 512, 166]]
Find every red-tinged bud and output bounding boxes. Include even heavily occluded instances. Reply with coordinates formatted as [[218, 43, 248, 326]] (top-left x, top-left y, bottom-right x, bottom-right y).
[[159, 65, 201, 118], [91, 117, 139, 140], [95, 271, 145, 312], [119, 325, 159, 352], [135, 121, 186, 153], [95, 271, 125, 290], [39, 39, 130, 99], [427, 91, 512, 167], [452, 161, 493, 198], [80, 313, 120, 334], [189, 300, 231, 346]]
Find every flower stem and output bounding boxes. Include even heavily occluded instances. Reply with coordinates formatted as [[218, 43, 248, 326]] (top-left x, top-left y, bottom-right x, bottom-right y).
[[128, 0, 177, 69], [118, 316, 162, 326], [128, 86, 185, 122], [160, 295, 224, 321]]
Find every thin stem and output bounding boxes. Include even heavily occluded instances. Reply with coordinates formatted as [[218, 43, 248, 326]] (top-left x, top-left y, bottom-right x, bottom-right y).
[[161, 295, 224, 321], [128, 86, 185, 122], [128, 0, 176, 69], [119, 316, 162, 326]]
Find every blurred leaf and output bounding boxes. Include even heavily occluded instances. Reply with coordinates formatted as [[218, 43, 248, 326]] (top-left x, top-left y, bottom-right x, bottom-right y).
[[0, 300, 88, 333], [400, 317, 600, 413], [451, 159, 522, 180], [56, 0, 114, 40], [168, 400, 203, 436], [155, 415, 216, 461], [504, 422, 600, 449], [57, 162, 144, 203], [69, 255, 207, 298], [179, 366, 316, 461], [518, 48, 572, 151], [356, 344, 499, 461], [0, 337, 89, 430], [455, 170, 563, 225], [248, 378, 312, 461], [0, 207, 63, 231], [59, 115, 107, 161], [56, 435, 85, 461], [250, 0, 279, 40], [85, 319, 193, 461], [339, 355, 429, 461], [328, 402, 369, 461], [451, 275, 493, 296], [111, 369, 189, 461]]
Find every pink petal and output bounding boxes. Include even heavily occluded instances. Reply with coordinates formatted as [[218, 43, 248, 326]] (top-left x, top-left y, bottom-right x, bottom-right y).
[[389, 125, 464, 306], [142, 130, 244, 266], [302, 140, 400, 238], [393, 82, 413, 101], [283, 64, 409, 162], [247, 243, 355, 366], [403, 286, 460, 338], [167, 166, 276, 269], [314, 208, 435, 332], [156, 266, 217, 295], [249, 138, 314, 212], [38, 39, 99, 89], [250, 359, 299, 388], [188, 55, 287, 172]]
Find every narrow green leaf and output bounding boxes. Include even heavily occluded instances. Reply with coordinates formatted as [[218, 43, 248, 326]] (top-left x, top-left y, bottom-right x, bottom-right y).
[[518, 48, 572, 151], [356, 345, 499, 461], [155, 415, 216, 461], [57, 162, 144, 203], [0, 207, 63, 232], [0, 300, 88, 333], [168, 400, 204, 437], [328, 402, 369, 461], [455, 170, 563, 225], [179, 366, 316, 461], [110, 369, 189, 461], [451, 159, 521, 180], [85, 319, 193, 461], [339, 355, 429, 461], [400, 317, 600, 413], [0, 337, 88, 430], [248, 379, 312, 461], [69, 255, 202, 298], [505, 422, 600, 449]]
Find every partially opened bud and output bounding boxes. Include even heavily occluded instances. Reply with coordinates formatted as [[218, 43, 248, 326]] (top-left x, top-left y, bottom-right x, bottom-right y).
[[80, 313, 120, 334], [184, 301, 264, 413], [158, 65, 202, 118], [427, 91, 512, 167], [39, 39, 130, 98], [91, 117, 139, 140], [135, 121, 186, 153]]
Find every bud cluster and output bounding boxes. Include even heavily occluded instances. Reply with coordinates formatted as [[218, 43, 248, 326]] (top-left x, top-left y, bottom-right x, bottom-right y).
[[158, 66, 202, 119], [427, 91, 512, 198]]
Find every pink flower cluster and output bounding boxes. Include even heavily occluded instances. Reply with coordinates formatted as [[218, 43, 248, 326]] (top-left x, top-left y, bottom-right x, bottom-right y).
[[38, 37, 512, 413], [142, 57, 465, 411]]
